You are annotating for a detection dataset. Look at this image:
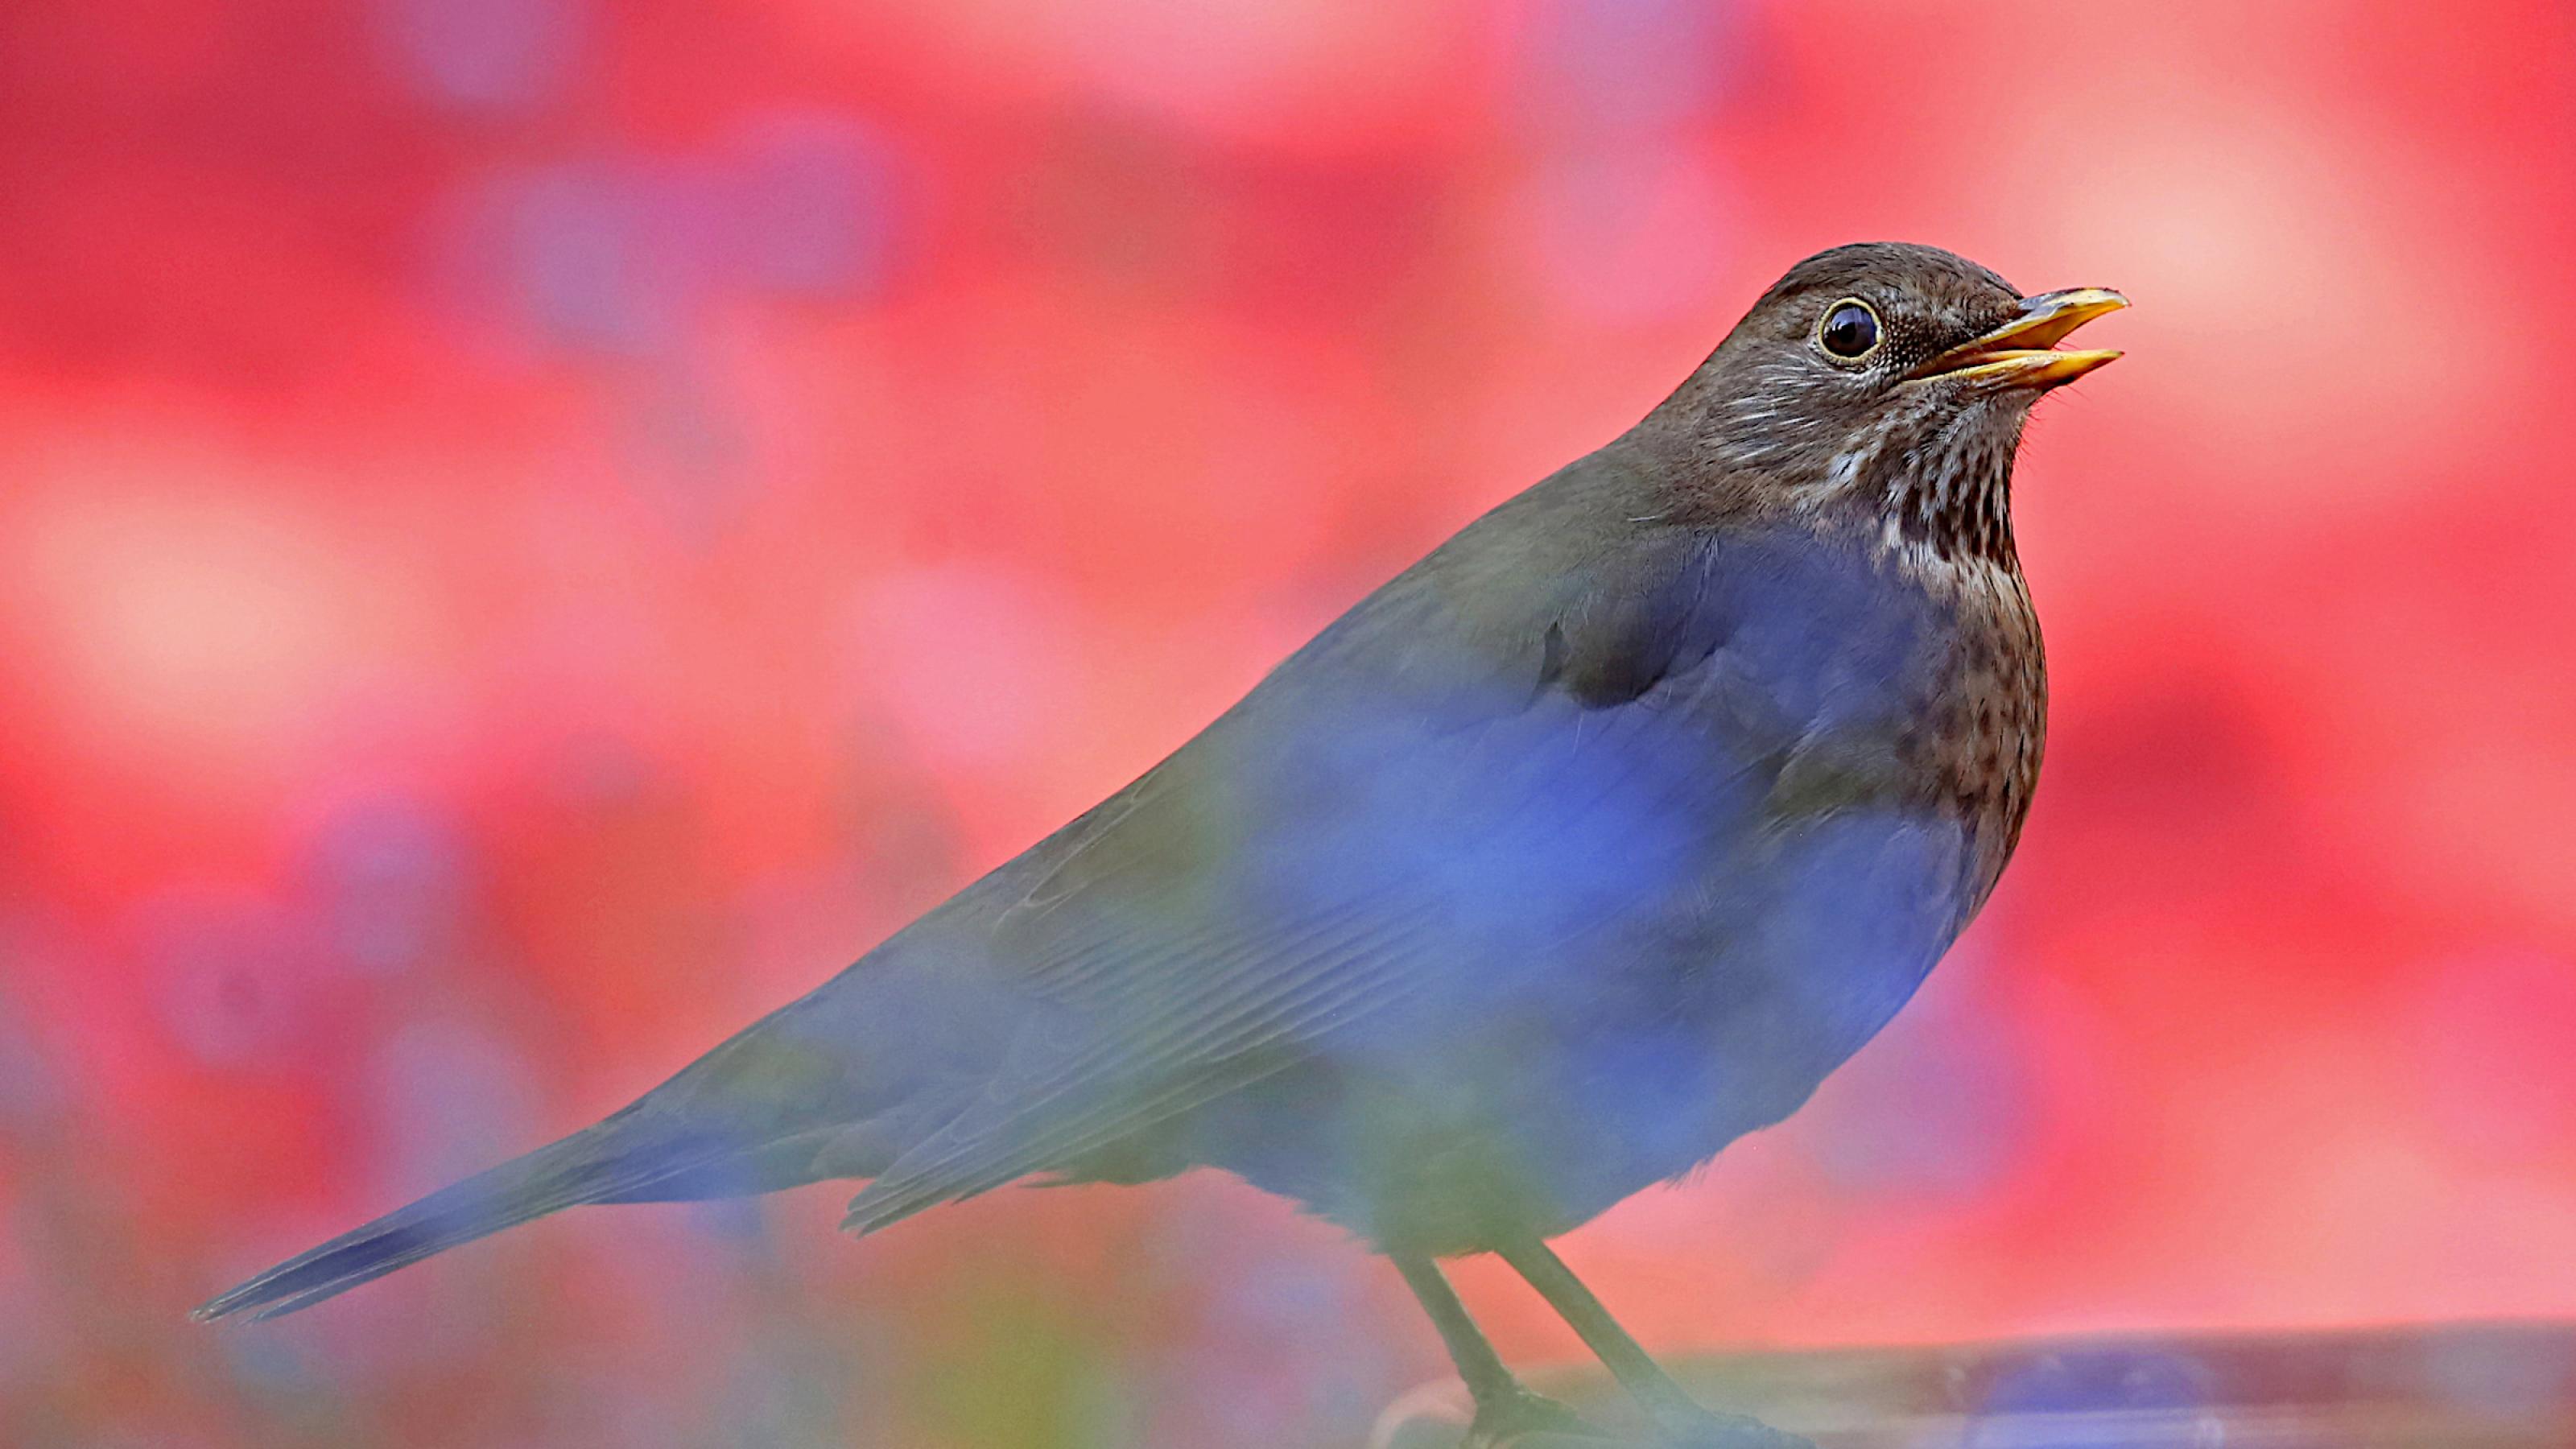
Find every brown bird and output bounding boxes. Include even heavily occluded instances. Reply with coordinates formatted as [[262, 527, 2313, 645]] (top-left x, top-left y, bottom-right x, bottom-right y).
[[197, 243, 2123, 1448]]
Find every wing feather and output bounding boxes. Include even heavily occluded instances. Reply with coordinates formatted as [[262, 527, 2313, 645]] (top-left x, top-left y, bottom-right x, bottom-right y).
[[836, 481, 1859, 1233], [842, 573, 1770, 1228]]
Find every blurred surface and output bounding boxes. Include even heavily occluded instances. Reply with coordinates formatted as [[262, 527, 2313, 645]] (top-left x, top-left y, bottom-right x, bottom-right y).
[[1374, 1322, 2576, 1448], [2, 0, 2574, 1446]]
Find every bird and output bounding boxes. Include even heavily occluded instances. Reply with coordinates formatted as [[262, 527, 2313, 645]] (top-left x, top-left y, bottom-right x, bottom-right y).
[[196, 242, 2124, 1448]]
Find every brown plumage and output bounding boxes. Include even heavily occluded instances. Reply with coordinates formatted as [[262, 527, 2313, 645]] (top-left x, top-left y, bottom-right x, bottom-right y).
[[198, 242, 2122, 1448]]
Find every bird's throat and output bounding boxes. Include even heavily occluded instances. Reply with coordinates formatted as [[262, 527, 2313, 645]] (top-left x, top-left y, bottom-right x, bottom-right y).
[[1871, 404, 2026, 575], [1888, 452, 2017, 569]]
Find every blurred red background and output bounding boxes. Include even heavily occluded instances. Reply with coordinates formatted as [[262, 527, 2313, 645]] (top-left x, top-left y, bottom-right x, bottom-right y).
[[4, 0, 2574, 1444]]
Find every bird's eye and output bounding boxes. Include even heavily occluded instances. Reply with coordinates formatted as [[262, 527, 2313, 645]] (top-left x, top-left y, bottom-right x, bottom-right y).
[[1818, 300, 1881, 360]]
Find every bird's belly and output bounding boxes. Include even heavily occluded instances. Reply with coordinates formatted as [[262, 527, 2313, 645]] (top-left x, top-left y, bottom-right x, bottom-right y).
[[1154, 806, 1976, 1254]]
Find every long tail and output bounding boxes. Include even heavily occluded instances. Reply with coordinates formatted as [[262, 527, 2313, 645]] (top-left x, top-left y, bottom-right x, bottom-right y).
[[193, 1116, 725, 1322]]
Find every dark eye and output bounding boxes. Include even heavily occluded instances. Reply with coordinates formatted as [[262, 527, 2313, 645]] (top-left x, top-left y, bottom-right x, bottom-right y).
[[1818, 300, 1881, 359]]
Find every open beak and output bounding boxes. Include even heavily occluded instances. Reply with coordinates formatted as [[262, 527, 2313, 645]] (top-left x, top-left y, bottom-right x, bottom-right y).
[[1909, 287, 2128, 389]]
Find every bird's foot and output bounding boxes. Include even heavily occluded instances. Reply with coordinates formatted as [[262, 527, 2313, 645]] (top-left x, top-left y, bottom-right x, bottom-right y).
[[1461, 1386, 1612, 1447], [1639, 1405, 1814, 1449]]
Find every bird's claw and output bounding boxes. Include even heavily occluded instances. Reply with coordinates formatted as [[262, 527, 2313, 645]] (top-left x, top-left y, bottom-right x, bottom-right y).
[[1641, 1406, 1814, 1449], [1461, 1386, 1614, 1446]]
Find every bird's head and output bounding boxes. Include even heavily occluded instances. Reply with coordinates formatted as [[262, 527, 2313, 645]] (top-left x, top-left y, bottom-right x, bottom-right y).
[[1662, 242, 2125, 569]]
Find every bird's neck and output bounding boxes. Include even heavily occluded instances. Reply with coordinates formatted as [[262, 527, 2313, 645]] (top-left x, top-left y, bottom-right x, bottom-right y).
[[1837, 398, 2030, 591], [1880, 440, 2020, 573]]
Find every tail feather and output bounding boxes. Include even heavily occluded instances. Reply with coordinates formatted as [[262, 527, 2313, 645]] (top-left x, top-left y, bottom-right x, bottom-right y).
[[194, 1118, 715, 1322]]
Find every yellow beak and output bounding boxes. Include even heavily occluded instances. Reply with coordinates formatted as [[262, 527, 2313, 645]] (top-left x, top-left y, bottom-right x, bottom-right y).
[[1910, 287, 2128, 388]]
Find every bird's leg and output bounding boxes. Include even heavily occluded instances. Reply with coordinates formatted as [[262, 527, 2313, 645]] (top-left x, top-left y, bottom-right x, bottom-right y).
[[1393, 1252, 1609, 1446], [1494, 1238, 1811, 1449]]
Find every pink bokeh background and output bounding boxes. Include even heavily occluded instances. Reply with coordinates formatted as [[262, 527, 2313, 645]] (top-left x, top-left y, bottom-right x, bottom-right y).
[[3, 0, 2574, 1444]]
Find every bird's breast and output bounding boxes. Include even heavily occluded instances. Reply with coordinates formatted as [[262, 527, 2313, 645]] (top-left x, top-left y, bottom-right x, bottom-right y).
[[1913, 564, 2046, 912]]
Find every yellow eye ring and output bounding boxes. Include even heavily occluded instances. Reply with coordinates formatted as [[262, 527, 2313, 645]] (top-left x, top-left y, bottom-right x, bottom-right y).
[[1817, 299, 1883, 361]]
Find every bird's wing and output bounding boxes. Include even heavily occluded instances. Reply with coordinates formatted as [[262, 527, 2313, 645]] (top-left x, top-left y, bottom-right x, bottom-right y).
[[836, 487, 1900, 1234]]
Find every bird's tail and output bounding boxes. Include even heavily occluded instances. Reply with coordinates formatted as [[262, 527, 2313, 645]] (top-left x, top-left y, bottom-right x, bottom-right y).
[[193, 1115, 700, 1322]]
